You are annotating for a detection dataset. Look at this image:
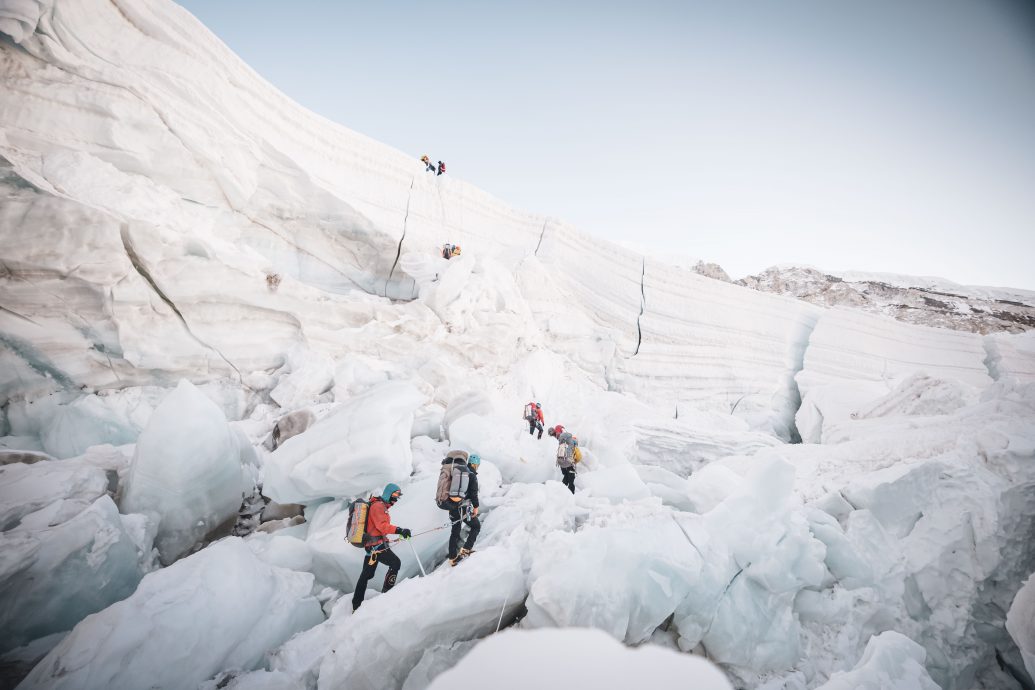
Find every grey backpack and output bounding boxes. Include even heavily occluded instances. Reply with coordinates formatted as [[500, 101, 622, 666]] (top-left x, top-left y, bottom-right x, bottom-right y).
[[556, 443, 574, 468], [436, 450, 470, 507]]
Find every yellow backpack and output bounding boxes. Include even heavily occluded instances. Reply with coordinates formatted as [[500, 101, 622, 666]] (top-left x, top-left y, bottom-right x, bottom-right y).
[[573, 447, 582, 464]]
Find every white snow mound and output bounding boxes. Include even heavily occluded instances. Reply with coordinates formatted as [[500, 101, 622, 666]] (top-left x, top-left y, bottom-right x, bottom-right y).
[[426, 627, 733, 689]]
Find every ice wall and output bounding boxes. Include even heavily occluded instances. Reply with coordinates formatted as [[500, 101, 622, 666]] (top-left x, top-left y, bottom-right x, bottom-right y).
[[0, 0, 836, 436]]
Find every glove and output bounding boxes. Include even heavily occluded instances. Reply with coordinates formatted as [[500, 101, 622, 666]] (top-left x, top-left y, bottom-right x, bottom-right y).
[[397, 528, 412, 539], [472, 506, 479, 516]]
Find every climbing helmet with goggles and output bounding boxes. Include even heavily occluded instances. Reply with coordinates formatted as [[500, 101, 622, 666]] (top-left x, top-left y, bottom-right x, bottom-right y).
[[381, 483, 403, 504]]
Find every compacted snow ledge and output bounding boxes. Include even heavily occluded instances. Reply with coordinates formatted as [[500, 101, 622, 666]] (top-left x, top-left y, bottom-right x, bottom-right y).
[[426, 627, 734, 689]]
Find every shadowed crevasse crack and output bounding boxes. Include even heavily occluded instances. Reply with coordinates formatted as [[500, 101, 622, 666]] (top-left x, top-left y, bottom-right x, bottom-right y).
[[633, 258, 646, 356], [385, 176, 415, 296], [534, 219, 547, 256], [119, 223, 241, 380]]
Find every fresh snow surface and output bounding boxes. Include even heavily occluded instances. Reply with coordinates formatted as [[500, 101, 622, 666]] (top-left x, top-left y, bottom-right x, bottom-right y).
[[1, 1, 1034, 689], [426, 627, 734, 689]]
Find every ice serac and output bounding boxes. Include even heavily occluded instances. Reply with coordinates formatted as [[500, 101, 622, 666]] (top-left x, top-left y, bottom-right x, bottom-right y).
[[795, 307, 992, 442], [120, 380, 244, 564], [985, 331, 1035, 383], [524, 519, 696, 643], [1006, 573, 1035, 680], [672, 457, 827, 672], [264, 381, 424, 503], [426, 628, 734, 689], [0, 495, 144, 654], [19, 538, 323, 690], [814, 631, 939, 690]]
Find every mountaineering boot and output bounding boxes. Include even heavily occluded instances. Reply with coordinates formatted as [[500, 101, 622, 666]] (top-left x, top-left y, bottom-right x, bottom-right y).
[[451, 547, 473, 566]]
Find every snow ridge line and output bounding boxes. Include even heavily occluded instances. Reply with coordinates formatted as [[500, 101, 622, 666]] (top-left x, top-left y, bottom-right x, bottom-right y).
[[385, 176, 415, 297], [633, 258, 646, 356], [534, 219, 547, 256], [118, 223, 242, 381]]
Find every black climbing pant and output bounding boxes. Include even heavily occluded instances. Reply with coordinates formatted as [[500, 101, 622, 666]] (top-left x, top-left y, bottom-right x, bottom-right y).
[[561, 466, 576, 493], [352, 546, 401, 610], [447, 505, 481, 559], [528, 418, 543, 438]]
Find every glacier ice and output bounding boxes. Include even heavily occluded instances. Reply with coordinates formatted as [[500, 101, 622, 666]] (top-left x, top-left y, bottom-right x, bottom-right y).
[[0, 456, 109, 531], [263, 382, 424, 503], [120, 380, 245, 564], [19, 537, 323, 690], [1, 0, 1034, 688], [524, 518, 697, 644], [814, 631, 939, 689], [279, 546, 526, 690], [0, 495, 144, 654], [1006, 573, 1035, 679]]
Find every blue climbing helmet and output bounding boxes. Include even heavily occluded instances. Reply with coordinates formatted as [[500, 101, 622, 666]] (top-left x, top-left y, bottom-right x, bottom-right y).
[[381, 483, 403, 504], [468, 454, 481, 469]]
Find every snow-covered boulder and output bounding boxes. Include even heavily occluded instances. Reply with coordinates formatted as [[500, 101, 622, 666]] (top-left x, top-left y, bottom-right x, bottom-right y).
[[271, 409, 316, 450], [20, 537, 323, 690], [264, 382, 424, 503], [426, 627, 733, 689], [0, 496, 144, 654], [120, 380, 245, 564], [1006, 573, 1035, 680], [815, 631, 939, 689]]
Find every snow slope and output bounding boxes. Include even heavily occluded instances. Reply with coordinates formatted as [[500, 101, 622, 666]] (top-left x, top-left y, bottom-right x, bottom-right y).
[[1, 1, 1035, 690]]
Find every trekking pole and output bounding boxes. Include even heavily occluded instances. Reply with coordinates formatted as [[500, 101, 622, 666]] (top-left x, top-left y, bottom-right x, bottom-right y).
[[407, 538, 428, 577], [495, 593, 509, 633]]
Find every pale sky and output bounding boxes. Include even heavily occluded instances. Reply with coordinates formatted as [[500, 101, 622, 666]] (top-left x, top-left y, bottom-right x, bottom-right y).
[[178, 0, 1035, 289]]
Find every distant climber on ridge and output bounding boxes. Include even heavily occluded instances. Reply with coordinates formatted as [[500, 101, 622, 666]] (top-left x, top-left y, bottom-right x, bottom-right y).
[[351, 484, 411, 611], [524, 401, 544, 439], [421, 154, 435, 172], [436, 450, 480, 566], [437, 160, 446, 176]]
